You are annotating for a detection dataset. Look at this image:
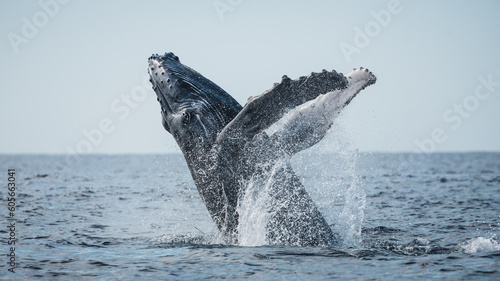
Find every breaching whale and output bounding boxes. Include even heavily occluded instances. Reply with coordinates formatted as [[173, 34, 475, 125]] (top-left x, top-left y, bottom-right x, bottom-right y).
[[148, 52, 376, 246]]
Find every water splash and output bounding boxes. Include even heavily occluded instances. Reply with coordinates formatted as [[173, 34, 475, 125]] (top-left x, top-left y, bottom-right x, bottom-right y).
[[337, 152, 365, 247], [309, 123, 366, 247], [237, 161, 282, 246], [237, 120, 366, 247], [460, 237, 500, 253]]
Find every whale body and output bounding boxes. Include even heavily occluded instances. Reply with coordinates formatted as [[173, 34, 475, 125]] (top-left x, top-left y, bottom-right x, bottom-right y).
[[148, 52, 376, 246]]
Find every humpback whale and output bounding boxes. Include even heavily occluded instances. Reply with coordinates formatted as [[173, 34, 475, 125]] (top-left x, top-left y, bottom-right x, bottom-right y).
[[148, 52, 376, 246]]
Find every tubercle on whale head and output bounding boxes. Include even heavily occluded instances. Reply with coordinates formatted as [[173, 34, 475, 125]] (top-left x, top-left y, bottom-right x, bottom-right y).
[[148, 52, 179, 62], [148, 52, 242, 156], [148, 53, 208, 154]]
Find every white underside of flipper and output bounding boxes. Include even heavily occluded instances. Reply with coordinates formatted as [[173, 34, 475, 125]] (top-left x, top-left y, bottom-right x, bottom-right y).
[[270, 68, 376, 155]]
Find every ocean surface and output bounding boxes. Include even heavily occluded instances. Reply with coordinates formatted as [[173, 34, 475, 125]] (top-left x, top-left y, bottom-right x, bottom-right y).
[[0, 152, 499, 280]]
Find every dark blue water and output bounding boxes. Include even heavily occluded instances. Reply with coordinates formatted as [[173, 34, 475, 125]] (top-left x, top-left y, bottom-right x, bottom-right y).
[[0, 153, 499, 280]]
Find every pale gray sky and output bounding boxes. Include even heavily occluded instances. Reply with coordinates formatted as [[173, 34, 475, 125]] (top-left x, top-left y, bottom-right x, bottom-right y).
[[1, 0, 499, 154]]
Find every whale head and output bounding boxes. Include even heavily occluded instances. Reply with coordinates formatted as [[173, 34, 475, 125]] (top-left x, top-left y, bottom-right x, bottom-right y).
[[148, 52, 242, 155]]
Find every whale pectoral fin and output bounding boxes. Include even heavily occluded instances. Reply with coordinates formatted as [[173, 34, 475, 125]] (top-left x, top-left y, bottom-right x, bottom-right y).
[[216, 70, 348, 148], [270, 68, 376, 155]]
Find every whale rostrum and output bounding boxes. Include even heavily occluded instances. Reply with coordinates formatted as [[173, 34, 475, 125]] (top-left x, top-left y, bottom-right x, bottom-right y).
[[148, 52, 376, 246]]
